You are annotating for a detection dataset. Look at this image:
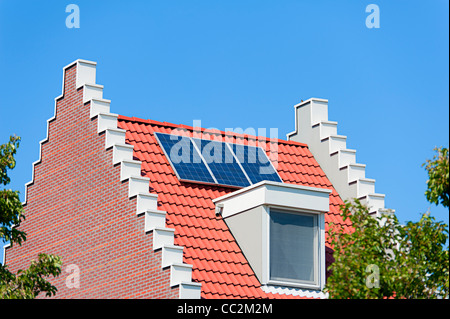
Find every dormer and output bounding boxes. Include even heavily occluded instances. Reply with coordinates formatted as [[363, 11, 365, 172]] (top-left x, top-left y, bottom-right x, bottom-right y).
[[213, 181, 331, 291]]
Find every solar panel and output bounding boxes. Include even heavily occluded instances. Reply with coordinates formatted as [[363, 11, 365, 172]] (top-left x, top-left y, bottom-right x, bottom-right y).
[[155, 132, 282, 188], [154, 132, 216, 184], [231, 144, 282, 184], [193, 138, 251, 188]]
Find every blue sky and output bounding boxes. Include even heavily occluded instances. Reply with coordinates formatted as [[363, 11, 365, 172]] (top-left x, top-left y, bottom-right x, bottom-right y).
[[1, 1, 448, 264]]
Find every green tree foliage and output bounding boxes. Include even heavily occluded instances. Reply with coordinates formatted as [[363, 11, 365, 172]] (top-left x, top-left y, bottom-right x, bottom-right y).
[[0, 135, 62, 299], [326, 147, 449, 299], [423, 147, 449, 208]]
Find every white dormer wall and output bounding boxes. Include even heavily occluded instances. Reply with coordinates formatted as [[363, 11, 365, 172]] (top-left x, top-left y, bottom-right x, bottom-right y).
[[287, 98, 391, 217]]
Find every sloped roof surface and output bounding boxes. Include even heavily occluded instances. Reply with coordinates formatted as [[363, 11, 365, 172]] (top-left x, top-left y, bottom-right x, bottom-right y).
[[117, 115, 351, 299]]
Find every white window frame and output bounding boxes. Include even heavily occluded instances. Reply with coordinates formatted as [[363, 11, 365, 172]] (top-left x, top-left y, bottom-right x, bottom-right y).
[[261, 205, 326, 291]]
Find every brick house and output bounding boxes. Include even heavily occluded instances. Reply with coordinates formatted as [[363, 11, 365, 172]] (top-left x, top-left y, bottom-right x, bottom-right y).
[[3, 60, 391, 299]]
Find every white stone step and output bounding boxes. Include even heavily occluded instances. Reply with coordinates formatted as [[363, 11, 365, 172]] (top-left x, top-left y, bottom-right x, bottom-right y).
[[76, 60, 97, 89], [153, 227, 175, 250], [83, 83, 103, 103], [360, 193, 386, 214], [307, 98, 329, 126], [178, 282, 202, 299], [89, 98, 111, 119], [120, 159, 142, 181], [128, 176, 150, 198], [170, 263, 193, 287], [136, 192, 158, 215], [144, 209, 167, 232], [105, 128, 126, 149], [312, 121, 338, 140], [97, 112, 118, 133], [113, 143, 134, 165], [162, 245, 184, 268], [340, 163, 366, 183], [349, 178, 376, 198], [322, 135, 347, 154], [330, 149, 356, 169]]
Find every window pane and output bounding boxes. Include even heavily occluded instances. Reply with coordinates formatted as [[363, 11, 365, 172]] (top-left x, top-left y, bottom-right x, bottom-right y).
[[270, 210, 317, 284]]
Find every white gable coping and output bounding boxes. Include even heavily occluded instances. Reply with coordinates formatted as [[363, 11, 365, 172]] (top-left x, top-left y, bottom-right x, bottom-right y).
[[144, 209, 167, 232], [128, 176, 151, 198], [89, 98, 111, 119], [105, 128, 126, 149], [288, 98, 393, 217], [112, 144, 134, 165], [162, 245, 184, 268], [170, 263, 194, 287], [152, 227, 175, 251], [178, 282, 203, 299], [75, 60, 97, 89], [83, 84, 104, 103], [97, 112, 118, 133]]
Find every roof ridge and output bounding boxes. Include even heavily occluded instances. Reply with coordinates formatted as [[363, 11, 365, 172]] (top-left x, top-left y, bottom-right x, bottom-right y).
[[117, 114, 309, 148]]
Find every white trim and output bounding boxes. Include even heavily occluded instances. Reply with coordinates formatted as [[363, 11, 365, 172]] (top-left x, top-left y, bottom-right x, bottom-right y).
[[260, 284, 328, 299], [213, 180, 331, 203], [2, 243, 11, 265], [213, 181, 331, 219]]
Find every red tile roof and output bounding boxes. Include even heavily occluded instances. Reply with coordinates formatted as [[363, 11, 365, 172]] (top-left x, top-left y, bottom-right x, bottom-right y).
[[117, 115, 351, 299]]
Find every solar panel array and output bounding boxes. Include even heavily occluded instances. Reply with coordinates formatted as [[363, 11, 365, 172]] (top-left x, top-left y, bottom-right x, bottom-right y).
[[155, 132, 282, 188]]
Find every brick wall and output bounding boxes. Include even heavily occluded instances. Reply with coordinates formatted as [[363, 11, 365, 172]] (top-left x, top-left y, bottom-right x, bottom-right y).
[[5, 63, 179, 299]]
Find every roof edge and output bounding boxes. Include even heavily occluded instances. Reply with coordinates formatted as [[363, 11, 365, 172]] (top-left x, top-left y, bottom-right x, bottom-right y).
[[117, 115, 309, 148]]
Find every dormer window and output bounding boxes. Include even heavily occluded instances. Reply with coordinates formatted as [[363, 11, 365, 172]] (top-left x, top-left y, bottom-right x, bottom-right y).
[[213, 181, 329, 291]]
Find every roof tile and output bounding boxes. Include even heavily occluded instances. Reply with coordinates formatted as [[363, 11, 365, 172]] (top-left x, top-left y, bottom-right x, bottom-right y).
[[117, 116, 349, 299]]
